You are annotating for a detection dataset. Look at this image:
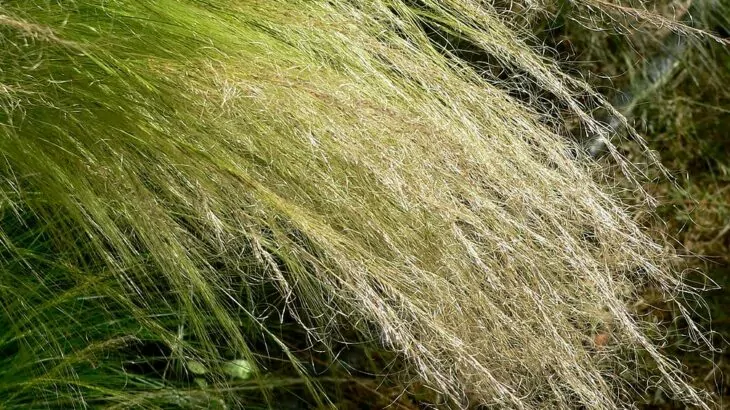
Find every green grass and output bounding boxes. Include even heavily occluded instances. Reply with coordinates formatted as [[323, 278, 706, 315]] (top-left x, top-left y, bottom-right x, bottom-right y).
[[0, 1, 722, 408]]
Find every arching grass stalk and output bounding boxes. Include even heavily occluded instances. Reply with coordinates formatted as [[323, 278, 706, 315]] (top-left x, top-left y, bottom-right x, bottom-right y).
[[0, 1, 712, 408]]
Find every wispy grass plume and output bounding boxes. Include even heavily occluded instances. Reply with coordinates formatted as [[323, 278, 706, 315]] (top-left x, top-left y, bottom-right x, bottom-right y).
[[0, 1, 713, 408]]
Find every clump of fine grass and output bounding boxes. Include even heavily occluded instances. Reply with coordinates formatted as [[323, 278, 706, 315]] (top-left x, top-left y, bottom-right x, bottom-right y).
[[0, 1, 715, 408], [527, 0, 730, 405]]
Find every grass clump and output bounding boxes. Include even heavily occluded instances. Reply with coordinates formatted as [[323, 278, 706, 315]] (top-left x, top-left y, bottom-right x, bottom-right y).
[[0, 1, 716, 408], [527, 0, 730, 405]]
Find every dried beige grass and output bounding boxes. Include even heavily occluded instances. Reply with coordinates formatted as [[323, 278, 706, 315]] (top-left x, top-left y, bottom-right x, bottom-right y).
[[0, 1, 713, 408]]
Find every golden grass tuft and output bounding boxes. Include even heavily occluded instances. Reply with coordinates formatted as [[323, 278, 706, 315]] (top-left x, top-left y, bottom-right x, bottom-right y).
[[0, 1, 714, 408]]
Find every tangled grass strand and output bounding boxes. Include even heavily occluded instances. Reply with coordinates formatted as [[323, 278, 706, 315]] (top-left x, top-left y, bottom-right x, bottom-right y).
[[0, 1, 711, 408]]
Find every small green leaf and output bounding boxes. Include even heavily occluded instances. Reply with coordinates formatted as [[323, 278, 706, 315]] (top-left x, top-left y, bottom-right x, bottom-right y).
[[187, 360, 208, 375], [222, 359, 254, 380], [194, 378, 208, 389]]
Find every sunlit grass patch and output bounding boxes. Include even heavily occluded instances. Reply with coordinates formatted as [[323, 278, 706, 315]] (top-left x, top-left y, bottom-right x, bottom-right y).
[[0, 1, 719, 408]]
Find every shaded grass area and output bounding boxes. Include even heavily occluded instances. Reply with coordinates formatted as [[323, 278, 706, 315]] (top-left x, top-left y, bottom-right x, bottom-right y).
[[640, 59, 730, 407], [530, 1, 730, 406]]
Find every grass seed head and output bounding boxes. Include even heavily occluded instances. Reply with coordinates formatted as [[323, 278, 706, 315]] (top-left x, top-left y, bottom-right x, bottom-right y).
[[0, 1, 714, 408]]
